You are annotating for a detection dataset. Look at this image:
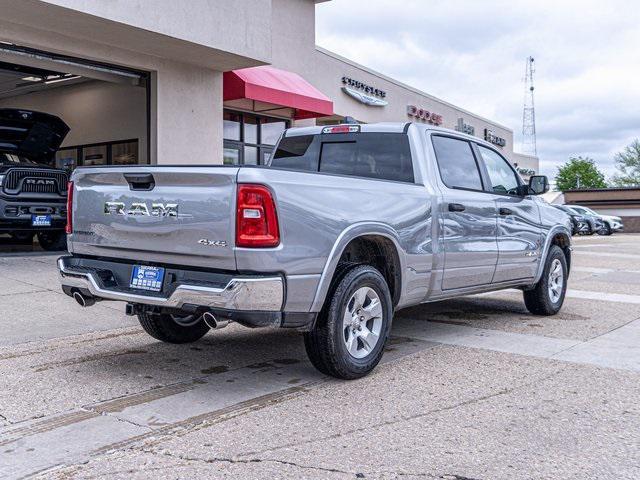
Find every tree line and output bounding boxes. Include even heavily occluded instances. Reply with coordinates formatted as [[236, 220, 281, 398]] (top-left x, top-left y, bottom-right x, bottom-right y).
[[555, 139, 640, 191]]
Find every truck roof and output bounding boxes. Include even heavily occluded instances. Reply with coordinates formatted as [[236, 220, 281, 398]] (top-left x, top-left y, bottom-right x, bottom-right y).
[[283, 122, 500, 150]]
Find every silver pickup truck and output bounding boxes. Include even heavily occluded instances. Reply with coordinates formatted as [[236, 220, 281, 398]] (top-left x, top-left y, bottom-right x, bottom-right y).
[[59, 122, 572, 379]]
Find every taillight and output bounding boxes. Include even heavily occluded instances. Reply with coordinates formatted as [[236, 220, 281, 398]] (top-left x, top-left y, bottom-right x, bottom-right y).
[[236, 184, 280, 248], [65, 181, 73, 234]]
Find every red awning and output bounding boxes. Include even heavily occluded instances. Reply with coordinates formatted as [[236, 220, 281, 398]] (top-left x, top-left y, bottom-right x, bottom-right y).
[[223, 66, 333, 120]]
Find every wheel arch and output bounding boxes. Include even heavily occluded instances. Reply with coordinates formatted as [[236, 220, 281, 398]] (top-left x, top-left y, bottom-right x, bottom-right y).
[[310, 223, 406, 312], [533, 226, 572, 284]]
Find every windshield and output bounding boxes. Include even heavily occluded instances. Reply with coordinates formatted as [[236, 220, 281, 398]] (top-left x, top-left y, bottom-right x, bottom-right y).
[[0, 152, 37, 165]]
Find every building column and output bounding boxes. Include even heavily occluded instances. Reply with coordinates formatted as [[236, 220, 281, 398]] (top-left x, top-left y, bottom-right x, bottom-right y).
[[151, 60, 223, 165]]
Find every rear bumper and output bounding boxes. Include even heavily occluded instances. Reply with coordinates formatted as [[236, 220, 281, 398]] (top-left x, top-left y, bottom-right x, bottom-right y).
[[58, 255, 284, 312]]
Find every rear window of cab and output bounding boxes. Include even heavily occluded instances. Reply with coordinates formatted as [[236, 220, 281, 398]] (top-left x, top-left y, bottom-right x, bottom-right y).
[[270, 132, 415, 183]]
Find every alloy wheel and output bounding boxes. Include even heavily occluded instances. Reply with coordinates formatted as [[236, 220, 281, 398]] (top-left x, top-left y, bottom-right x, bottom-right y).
[[342, 286, 383, 359], [548, 258, 564, 303]]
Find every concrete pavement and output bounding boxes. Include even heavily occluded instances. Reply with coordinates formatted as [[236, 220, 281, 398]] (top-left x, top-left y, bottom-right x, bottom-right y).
[[0, 234, 639, 479]]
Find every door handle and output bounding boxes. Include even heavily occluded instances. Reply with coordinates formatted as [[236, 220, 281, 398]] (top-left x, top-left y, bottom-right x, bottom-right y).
[[499, 207, 513, 216], [448, 203, 466, 212]]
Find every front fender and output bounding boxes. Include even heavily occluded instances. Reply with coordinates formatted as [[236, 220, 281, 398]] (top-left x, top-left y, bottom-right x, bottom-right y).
[[309, 222, 406, 312]]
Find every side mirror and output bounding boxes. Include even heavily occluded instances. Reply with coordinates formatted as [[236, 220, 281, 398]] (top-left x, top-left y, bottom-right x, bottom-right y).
[[528, 175, 549, 195]]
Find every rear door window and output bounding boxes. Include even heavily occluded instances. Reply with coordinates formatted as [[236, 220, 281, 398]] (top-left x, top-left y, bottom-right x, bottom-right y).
[[432, 135, 483, 190], [271, 133, 414, 183]]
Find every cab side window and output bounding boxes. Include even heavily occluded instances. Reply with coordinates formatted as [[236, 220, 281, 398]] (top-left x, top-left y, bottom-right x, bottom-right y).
[[432, 136, 483, 190], [478, 146, 520, 195]]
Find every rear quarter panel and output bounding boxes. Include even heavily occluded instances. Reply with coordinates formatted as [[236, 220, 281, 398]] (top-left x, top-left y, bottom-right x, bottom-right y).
[[236, 167, 434, 311]]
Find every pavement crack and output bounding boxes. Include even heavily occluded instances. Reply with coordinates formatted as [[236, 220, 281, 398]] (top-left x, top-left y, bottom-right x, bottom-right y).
[[98, 410, 153, 432], [142, 447, 354, 476], [143, 447, 476, 479]]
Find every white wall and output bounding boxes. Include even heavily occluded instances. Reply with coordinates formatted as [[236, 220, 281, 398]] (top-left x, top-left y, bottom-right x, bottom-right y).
[[0, 80, 147, 161], [151, 61, 223, 165], [5, 0, 273, 70]]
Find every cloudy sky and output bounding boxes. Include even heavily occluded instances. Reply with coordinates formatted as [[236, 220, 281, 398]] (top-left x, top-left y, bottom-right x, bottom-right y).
[[315, 0, 640, 179]]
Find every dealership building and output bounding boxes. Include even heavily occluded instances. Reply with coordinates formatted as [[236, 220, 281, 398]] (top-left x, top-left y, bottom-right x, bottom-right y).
[[0, 0, 538, 176]]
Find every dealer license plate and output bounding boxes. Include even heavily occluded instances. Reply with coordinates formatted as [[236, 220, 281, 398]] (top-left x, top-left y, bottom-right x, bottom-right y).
[[32, 214, 52, 227], [130, 265, 165, 292]]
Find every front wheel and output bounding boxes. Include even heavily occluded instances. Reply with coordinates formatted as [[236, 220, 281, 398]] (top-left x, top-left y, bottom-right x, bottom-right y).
[[523, 245, 568, 315], [137, 312, 210, 344], [37, 231, 67, 251], [304, 265, 393, 380]]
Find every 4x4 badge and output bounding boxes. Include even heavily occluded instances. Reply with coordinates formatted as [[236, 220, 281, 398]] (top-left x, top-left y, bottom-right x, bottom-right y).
[[198, 238, 227, 247]]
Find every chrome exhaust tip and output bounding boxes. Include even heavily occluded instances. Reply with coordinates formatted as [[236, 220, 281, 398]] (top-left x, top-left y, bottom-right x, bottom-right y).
[[72, 291, 96, 308], [202, 311, 230, 330]]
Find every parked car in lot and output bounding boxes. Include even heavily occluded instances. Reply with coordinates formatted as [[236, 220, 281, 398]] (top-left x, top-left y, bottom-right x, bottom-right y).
[[552, 205, 590, 235], [0, 109, 70, 250], [59, 123, 572, 379], [559, 205, 604, 235], [568, 205, 623, 235]]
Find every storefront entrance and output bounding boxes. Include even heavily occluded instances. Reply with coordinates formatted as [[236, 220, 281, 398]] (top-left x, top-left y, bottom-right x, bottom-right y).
[[222, 110, 288, 165]]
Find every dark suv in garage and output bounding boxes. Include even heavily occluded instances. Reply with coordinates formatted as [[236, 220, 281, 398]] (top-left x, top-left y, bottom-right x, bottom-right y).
[[0, 109, 70, 250]]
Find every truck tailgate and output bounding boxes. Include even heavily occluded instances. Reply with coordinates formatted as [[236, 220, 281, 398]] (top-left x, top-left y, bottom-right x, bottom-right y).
[[69, 166, 238, 271]]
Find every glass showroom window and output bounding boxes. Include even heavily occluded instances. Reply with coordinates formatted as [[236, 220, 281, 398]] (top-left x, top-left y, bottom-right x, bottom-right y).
[[223, 110, 288, 165], [55, 139, 140, 171]]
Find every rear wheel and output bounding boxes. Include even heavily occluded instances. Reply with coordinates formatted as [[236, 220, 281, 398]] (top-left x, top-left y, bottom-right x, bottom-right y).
[[137, 312, 210, 344], [37, 231, 67, 251], [523, 245, 568, 315], [304, 265, 392, 380]]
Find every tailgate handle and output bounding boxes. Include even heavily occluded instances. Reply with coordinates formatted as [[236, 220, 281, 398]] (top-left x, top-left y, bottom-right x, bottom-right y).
[[124, 173, 155, 191]]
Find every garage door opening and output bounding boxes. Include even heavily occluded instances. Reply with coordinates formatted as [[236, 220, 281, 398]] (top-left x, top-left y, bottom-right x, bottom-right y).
[[0, 44, 150, 253], [0, 45, 150, 171]]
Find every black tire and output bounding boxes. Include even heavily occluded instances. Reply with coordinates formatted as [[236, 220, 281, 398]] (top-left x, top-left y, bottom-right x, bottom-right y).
[[603, 223, 613, 236], [523, 245, 568, 316], [304, 265, 393, 380], [137, 312, 210, 344], [9, 232, 34, 244], [37, 231, 67, 251]]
